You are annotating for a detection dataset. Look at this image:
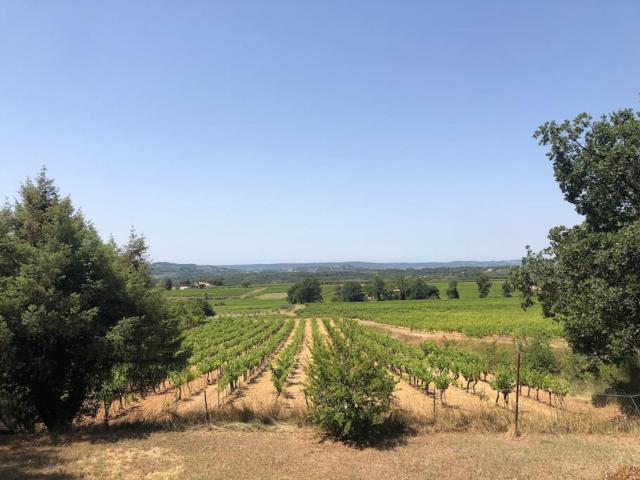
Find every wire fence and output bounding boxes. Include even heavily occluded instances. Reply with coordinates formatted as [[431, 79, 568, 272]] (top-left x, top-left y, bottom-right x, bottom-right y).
[[592, 392, 640, 418]]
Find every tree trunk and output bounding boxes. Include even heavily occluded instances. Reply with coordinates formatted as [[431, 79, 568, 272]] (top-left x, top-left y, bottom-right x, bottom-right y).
[[103, 400, 110, 428]]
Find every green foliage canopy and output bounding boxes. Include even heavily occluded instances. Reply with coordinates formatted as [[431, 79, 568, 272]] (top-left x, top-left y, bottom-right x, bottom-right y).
[[406, 278, 439, 300], [446, 280, 460, 299], [287, 276, 323, 304], [0, 170, 184, 431], [334, 281, 366, 302], [513, 109, 640, 363], [476, 273, 492, 298]]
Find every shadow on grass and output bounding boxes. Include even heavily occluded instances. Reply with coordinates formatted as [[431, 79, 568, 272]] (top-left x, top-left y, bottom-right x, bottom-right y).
[[592, 357, 640, 417], [0, 403, 305, 479], [2, 403, 306, 448], [0, 436, 79, 480]]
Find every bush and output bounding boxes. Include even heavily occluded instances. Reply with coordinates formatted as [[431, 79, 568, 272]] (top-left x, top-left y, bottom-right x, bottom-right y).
[[521, 335, 559, 374], [305, 320, 395, 440]]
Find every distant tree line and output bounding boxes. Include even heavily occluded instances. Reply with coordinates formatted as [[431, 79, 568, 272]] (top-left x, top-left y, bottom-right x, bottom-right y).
[[286, 273, 504, 304], [333, 275, 501, 302], [152, 264, 514, 287]]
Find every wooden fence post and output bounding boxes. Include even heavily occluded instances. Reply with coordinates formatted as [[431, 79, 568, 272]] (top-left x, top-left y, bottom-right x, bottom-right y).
[[204, 389, 209, 423]]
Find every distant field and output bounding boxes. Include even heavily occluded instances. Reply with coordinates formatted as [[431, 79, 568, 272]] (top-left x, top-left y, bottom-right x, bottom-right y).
[[304, 281, 559, 338], [166, 285, 258, 299], [165, 283, 340, 316], [430, 280, 505, 298], [212, 298, 290, 315], [164, 281, 559, 338]]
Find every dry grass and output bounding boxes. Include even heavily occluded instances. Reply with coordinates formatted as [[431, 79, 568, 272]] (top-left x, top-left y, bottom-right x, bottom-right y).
[[394, 404, 640, 435], [82, 402, 309, 435], [606, 466, 640, 480], [76, 399, 640, 440], [2, 424, 640, 480]]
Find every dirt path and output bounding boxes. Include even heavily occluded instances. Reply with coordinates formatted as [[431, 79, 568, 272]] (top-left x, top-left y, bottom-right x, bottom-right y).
[[357, 318, 568, 349], [240, 287, 267, 299], [280, 319, 313, 409], [357, 319, 516, 345], [229, 319, 303, 410]]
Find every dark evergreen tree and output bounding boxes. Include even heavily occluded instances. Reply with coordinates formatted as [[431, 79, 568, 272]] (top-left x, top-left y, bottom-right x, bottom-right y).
[[446, 280, 460, 299], [0, 170, 185, 431]]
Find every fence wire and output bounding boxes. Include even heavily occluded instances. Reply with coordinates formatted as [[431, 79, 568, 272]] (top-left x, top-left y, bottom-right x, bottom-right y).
[[591, 393, 640, 418]]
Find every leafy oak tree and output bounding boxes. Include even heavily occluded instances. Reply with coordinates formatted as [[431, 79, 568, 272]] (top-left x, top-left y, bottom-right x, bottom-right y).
[[365, 275, 389, 301], [395, 275, 409, 300], [406, 278, 439, 299], [334, 281, 366, 302], [287, 276, 322, 304], [512, 109, 640, 363], [0, 170, 184, 431]]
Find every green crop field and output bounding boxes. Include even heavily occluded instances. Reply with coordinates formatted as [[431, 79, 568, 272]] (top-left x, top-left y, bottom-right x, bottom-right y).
[[303, 281, 559, 338], [165, 281, 560, 338], [253, 284, 291, 295], [164, 284, 290, 315], [166, 285, 257, 299], [211, 298, 290, 315], [430, 280, 505, 298]]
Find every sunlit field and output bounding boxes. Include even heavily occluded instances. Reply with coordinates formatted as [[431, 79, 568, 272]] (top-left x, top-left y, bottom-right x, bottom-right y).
[[304, 281, 559, 338]]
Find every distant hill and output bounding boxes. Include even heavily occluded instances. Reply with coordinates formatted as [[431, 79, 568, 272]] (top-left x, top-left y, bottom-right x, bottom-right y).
[[151, 260, 520, 284]]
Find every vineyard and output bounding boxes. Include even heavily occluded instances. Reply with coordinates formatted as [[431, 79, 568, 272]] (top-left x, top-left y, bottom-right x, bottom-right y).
[[95, 297, 630, 437], [303, 296, 560, 338], [7, 289, 640, 479]]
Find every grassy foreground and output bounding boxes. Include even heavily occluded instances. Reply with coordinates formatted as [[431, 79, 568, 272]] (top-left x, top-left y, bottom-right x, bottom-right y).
[[1, 425, 638, 479]]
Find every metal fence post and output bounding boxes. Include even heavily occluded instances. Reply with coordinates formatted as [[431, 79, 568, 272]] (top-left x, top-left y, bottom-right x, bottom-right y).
[[515, 351, 521, 437]]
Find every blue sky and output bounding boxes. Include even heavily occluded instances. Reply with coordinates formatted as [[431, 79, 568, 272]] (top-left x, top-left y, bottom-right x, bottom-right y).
[[1, 1, 638, 264]]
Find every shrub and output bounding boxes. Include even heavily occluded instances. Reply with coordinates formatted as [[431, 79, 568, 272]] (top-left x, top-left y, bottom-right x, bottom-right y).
[[305, 320, 396, 440]]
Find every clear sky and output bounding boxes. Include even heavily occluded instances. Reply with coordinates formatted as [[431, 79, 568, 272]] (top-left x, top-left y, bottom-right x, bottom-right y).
[[1, 1, 638, 264]]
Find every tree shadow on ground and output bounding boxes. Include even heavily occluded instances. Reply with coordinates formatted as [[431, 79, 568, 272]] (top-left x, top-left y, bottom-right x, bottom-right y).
[[0, 435, 79, 480], [592, 357, 640, 416], [315, 412, 418, 451]]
